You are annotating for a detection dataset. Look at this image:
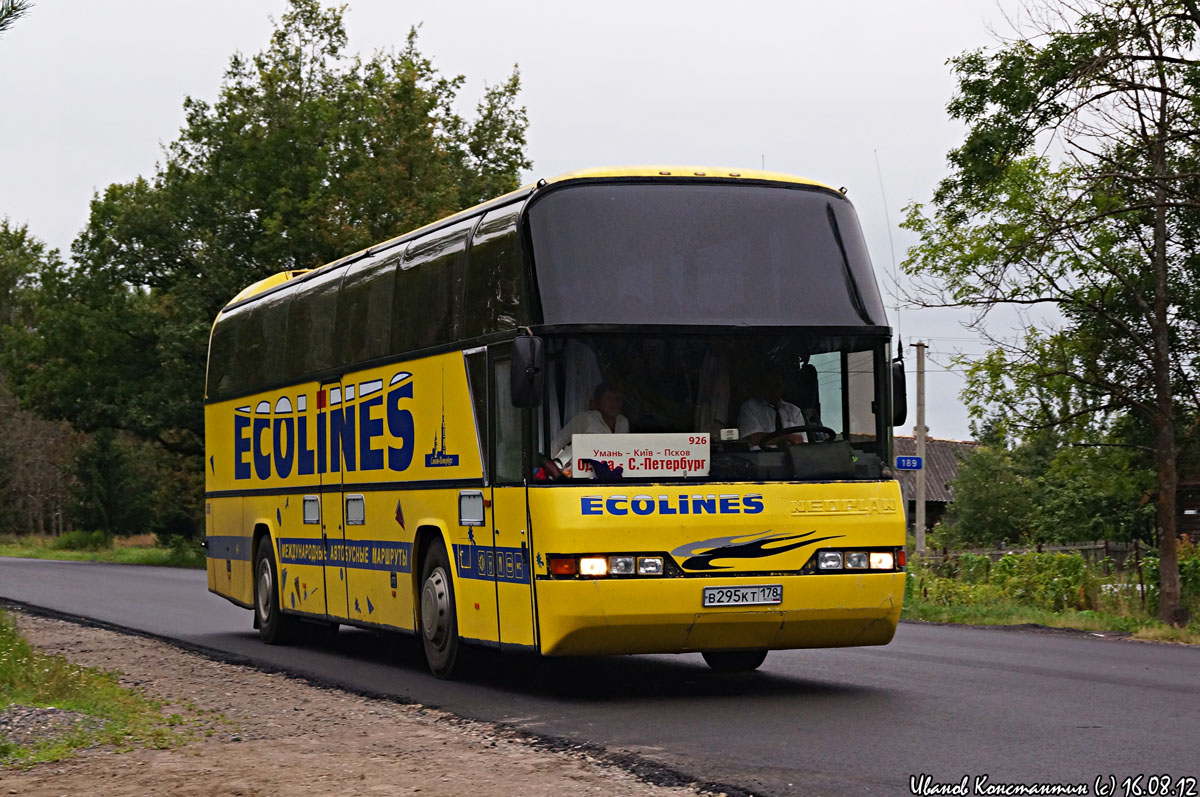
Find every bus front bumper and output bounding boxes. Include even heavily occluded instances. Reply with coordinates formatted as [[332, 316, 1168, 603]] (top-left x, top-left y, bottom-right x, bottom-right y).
[[534, 572, 905, 656]]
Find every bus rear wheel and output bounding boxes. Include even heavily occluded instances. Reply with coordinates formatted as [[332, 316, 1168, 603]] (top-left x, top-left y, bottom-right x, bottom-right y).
[[420, 539, 464, 679], [255, 540, 300, 644], [701, 650, 768, 672]]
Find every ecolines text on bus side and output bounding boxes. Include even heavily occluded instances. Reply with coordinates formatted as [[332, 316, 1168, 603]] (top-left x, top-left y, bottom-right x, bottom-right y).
[[232, 371, 416, 481]]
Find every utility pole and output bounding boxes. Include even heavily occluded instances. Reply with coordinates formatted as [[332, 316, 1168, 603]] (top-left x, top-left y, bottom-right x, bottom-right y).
[[915, 341, 927, 554]]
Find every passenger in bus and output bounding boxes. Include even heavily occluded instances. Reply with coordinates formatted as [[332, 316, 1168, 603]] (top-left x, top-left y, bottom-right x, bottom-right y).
[[551, 383, 629, 455], [539, 383, 629, 479], [738, 373, 808, 447]]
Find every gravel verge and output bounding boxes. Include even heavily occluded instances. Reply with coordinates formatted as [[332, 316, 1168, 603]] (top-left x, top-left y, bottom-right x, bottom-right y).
[[0, 610, 708, 796]]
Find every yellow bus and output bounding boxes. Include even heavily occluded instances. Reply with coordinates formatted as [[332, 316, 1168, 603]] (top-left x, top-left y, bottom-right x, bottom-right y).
[[204, 166, 908, 677]]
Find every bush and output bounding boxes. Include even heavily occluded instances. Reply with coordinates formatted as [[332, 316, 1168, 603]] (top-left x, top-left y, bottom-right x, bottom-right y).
[[1142, 537, 1200, 617], [49, 530, 110, 552], [989, 552, 1100, 611], [957, 553, 992, 584]]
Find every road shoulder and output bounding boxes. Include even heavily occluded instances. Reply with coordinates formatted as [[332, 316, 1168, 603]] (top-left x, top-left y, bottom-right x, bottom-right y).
[[1, 610, 703, 797]]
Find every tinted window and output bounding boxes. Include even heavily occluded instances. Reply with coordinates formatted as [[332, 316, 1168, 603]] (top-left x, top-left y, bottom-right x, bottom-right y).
[[207, 308, 243, 400], [207, 285, 292, 400], [464, 203, 528, 337], [252, 285, 292, 386], [465, 349, 488, 482], [527, 182, 887, 328], [286, 264, 348, 377], [336, 246, 402, 366], [393, 219, 473, 353]]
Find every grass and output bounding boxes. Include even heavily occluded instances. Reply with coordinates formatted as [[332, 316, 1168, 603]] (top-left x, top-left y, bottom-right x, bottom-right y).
[[902, 594, 1200, 643], [901, 550, 1200, 644], [0, 533, 205, 569], [0, 608, 183, 765]]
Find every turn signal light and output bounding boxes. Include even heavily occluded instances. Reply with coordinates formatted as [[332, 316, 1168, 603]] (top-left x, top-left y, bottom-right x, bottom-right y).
[[549, 557, 577, 576]]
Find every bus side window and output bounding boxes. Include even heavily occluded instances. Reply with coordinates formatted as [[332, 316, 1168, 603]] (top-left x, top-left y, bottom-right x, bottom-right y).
[[335, 245, 403, 367], [465, 203, 527, 338], [253, 286, 292, 387], [394, 219, 472, 353], [493, 356, 525, 483], [465, 349, 489, 483], [285, 264, 347, 377], [207, 308, 241, 400]]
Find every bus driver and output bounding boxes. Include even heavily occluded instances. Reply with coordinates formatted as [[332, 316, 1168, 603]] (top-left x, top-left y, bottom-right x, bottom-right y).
[[738, 372, 808, 447]]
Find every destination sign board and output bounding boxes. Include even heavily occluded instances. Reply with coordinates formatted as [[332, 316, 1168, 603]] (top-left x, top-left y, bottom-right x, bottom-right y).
[[570, 433, 710, 479]]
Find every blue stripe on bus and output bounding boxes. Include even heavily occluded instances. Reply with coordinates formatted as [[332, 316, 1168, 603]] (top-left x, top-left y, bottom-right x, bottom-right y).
[[276, 537, 413, 573], [206, 535, 252, 561], [209, 534, 528, 586], [453, 543, 530, 585]]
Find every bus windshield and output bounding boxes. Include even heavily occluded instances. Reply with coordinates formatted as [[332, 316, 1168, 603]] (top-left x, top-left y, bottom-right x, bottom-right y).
[[527, 181, 886, 328], [530, 332, 888, 483]]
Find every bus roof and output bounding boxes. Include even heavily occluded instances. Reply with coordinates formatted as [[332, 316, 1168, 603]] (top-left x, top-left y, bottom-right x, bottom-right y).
[[219, 166, 841, 312], [544, 166, 835, 191]]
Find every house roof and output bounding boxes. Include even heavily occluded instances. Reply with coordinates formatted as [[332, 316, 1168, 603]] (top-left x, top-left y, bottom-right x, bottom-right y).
[[893, 436, 980, 504]]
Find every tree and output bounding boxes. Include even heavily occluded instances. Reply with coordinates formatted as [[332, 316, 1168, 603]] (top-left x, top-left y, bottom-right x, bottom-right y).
[[0, 0, 31, 37], [7, 1, 530, 464], [67, 428, 156, 538], [903, 0, 1200, 625], [0, 221, 75, 535], [945, 445, 1037, 547], [1033, 443, 1156, 544]]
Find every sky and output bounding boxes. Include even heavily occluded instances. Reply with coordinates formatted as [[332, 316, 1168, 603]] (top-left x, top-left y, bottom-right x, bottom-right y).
[[0, 0, 1027, 441]]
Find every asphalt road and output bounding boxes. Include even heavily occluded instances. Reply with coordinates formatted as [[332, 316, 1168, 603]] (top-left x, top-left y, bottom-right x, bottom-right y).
[[3, 556, 1198, 796]]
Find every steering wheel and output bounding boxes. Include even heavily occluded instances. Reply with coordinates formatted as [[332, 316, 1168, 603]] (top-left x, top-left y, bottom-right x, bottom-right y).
[[758, 424, 837, 450]]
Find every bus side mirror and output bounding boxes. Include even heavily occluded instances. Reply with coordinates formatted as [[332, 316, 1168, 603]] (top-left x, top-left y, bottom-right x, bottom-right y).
[[891, 360, 908, 427], [511, 335, 544, 408]]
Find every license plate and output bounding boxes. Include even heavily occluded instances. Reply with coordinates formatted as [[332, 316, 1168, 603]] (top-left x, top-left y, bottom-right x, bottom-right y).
[[702, 584, 783, 607]]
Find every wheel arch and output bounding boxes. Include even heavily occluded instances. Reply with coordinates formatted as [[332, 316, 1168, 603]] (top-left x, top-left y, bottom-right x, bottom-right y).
[[251, 521, 273, 571], [411, 524, 452, 621]]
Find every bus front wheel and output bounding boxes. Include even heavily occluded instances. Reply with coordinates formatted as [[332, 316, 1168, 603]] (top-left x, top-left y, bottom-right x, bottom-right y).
[[420, 539, 463, 679], [701, 650, 768, 672], [255, 540, 300, 645]]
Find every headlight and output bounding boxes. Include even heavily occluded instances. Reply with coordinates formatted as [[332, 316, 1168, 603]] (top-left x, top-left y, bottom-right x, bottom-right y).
[[608, 556, 636, 575], [579, 557, 608, 577], [818, 551, 843, 569], [845, 552, 869, 569], [637, 556, 664, 575]]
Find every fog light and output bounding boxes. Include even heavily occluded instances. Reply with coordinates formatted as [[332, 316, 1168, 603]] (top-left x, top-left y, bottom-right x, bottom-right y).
[[846, 552, 869, 569], [637, 556, 664, 575], [579, 556, 608, 577], [870, 552, 895, 570], [609, 556, 635, 575], [818, 551, 843, 569]]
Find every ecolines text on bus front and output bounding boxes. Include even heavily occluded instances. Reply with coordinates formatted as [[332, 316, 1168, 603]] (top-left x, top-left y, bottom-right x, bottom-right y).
[[581, 494, 764, 516], [232, 371, 415, 481]]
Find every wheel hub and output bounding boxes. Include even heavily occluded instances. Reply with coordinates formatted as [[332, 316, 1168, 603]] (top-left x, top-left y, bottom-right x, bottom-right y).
[[421, 568, 450, 646], [257, 559, 273, 621]]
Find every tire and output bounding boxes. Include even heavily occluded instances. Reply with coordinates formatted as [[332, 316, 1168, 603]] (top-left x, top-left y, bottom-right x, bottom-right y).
[[701, 649, 768, 672], [255, 538, 300, 644], [419, 538, 464, 679]]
